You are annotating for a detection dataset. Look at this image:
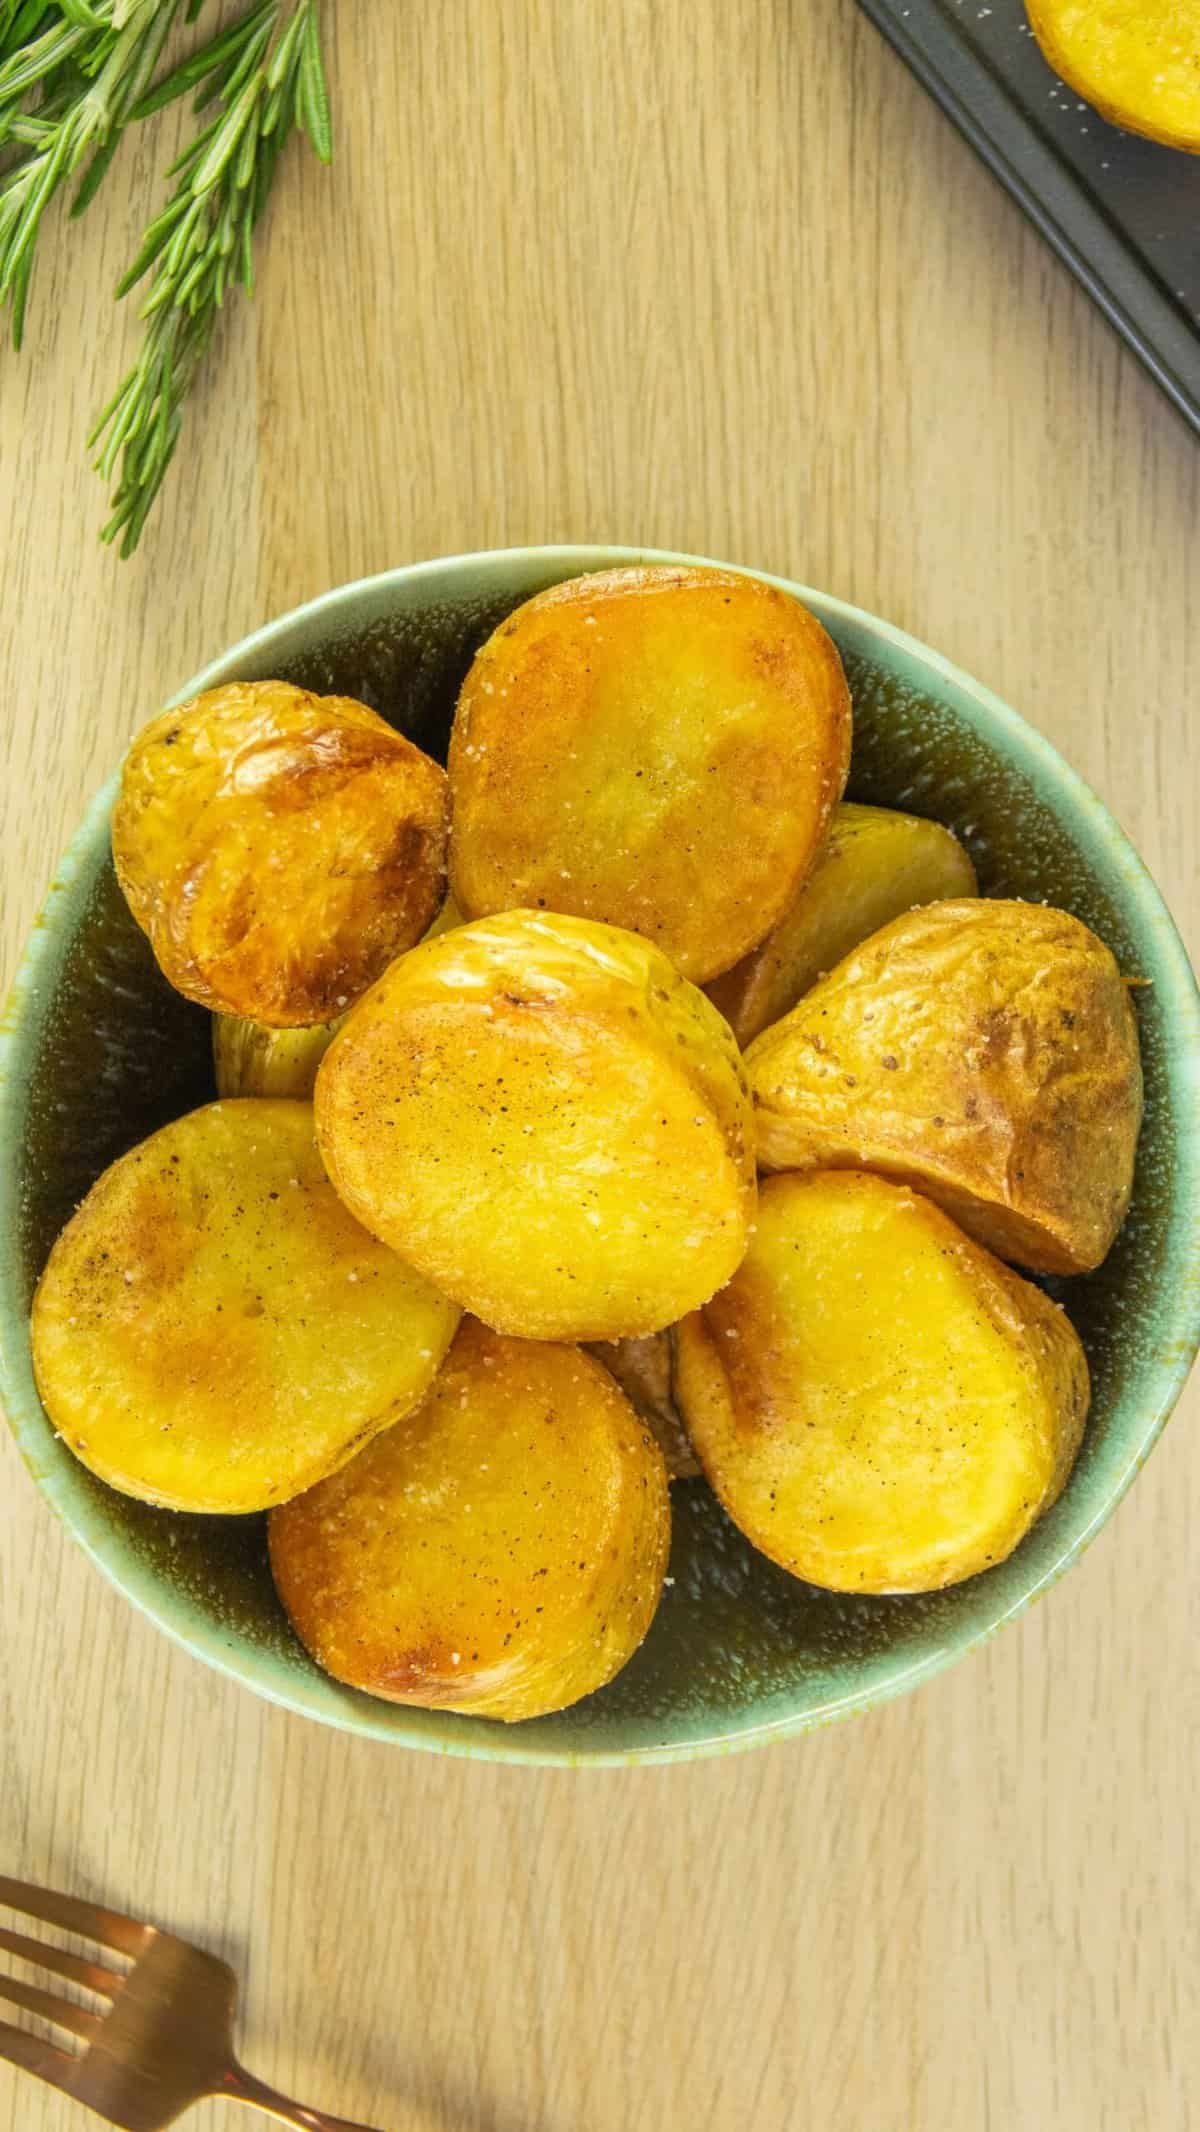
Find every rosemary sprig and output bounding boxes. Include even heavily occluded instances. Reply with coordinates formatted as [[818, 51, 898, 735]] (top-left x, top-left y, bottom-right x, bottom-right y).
[[0, 1, 187, 346], [0, 0, 330, 554], [90, 0, 329, 554]]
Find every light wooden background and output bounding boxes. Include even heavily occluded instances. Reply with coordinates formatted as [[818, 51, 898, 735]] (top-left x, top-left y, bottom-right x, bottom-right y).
[[2, 4, 1198, 2128]]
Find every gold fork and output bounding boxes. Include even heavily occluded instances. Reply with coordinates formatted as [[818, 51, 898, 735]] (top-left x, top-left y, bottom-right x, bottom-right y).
[[0, 1875, 381, 2128]]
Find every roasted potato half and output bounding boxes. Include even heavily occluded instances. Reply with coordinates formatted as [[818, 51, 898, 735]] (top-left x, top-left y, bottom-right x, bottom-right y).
[[30, 1100, 460, 1514], [747, 899, 1142, 1274], [269, 1319, 671, 1721], [707, 802, 976, 1046], [211, 893, 463, 1096], [211, 886, 464, 1100], [316, 910, 756, 1341], [586, 1334, 699, 1479], [675, 1171, 1090, 1593], [448, 566, 852, 982], [114, 680, 448, 1026], [1027, 0, 1200, 154]]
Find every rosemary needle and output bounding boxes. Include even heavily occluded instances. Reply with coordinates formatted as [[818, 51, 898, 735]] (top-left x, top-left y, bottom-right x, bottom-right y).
[[94, 0, 330, 554], [0, 0, 330, 554], [0, 1, 187, 347]]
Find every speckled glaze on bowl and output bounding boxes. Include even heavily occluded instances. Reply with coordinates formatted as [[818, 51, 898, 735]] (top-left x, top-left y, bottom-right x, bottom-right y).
[[2, 547, 1198, 1766]]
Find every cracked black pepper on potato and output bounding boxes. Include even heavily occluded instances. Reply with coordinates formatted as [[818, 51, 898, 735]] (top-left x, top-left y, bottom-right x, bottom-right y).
[[29, 563, 1145, 1707], [675, 1170, 1090, 1594], [31, 1100, 460, 1514], [269, 1318, 671, 1721]]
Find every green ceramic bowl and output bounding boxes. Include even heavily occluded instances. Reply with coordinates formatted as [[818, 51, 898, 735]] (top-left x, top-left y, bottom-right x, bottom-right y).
[[2, 547, 1198, 1766]]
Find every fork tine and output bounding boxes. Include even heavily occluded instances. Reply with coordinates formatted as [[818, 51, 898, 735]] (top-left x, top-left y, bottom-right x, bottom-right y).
[[0, 1875, 151, 1959], [0, 2014, 76, 2086], [0, 1925, 119, 1999], [0, 1971, 100, 2040]]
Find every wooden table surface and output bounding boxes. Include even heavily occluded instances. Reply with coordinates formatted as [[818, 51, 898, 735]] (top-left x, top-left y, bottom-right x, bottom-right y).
[[2, 5, 1197, 2128]]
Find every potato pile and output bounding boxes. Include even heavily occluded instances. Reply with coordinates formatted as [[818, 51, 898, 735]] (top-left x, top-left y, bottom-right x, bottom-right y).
[[31, 566, 1143, 1721]]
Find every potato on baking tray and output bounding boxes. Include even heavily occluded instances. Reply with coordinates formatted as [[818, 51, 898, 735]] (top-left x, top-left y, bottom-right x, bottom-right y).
[[31, 1099, 460, 1514], [315, 909, 756, 1341], [707, 801, 976, 1047], [269, 1318, 671, 1720], [448, 565, 852, 983], [1026, 0, 1200, 154], [746, 898, 1142, 1275], [675, 1170, 1090, 1594], [114, 679, 448, 1027]]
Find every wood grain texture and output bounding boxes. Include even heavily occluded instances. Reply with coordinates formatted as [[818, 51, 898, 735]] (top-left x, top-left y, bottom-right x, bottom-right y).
[[1, 3, 1197, 2127]]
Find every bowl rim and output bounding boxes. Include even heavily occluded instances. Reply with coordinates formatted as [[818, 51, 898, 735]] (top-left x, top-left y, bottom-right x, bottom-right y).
[[2, 541, 1198, 1768]]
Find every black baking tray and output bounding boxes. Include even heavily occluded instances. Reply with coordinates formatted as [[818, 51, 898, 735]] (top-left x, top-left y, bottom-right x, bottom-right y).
[[856, 0, 1200, 434]]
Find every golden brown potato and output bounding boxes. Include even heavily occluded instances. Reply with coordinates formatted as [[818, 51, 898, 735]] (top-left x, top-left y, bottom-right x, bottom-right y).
[[586, 1335, 699, 1479], [212, 1013, 344, 1098], [210, 891, 463, 1097], [675, 1171, 1089, 1594], [316, 910, 756, 1341], [707, 802, 976, 1046], [114, 680, 448, 1026], [269, 1319, 671, 1721], [448, 565, 852, 982], [747, 899, 1142, 1274], [30, 1100, 460, 1514], [1027, 0, 1200, 153]]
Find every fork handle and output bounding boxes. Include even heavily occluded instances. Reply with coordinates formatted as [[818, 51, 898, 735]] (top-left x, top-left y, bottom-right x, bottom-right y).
[[220, 2061, 384, 2130]]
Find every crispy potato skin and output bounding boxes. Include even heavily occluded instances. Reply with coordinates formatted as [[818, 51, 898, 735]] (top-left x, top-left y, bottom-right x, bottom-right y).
[[448, 566, 852, 982], [675, 1171, 1090, 1593], [269, 1319, 671, 1720], [114, 680, 448, 1026], [586, 1334, 699, 1478], [1027, 0, 1200, 153], [30, 1100, 460, 1514], [747, 898, 1142, 1274], [316, 910, 756, 1341], [210, 894, 462, 1095], [212, 1013, 344, 1097], [707, 803, 976, 1047]]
